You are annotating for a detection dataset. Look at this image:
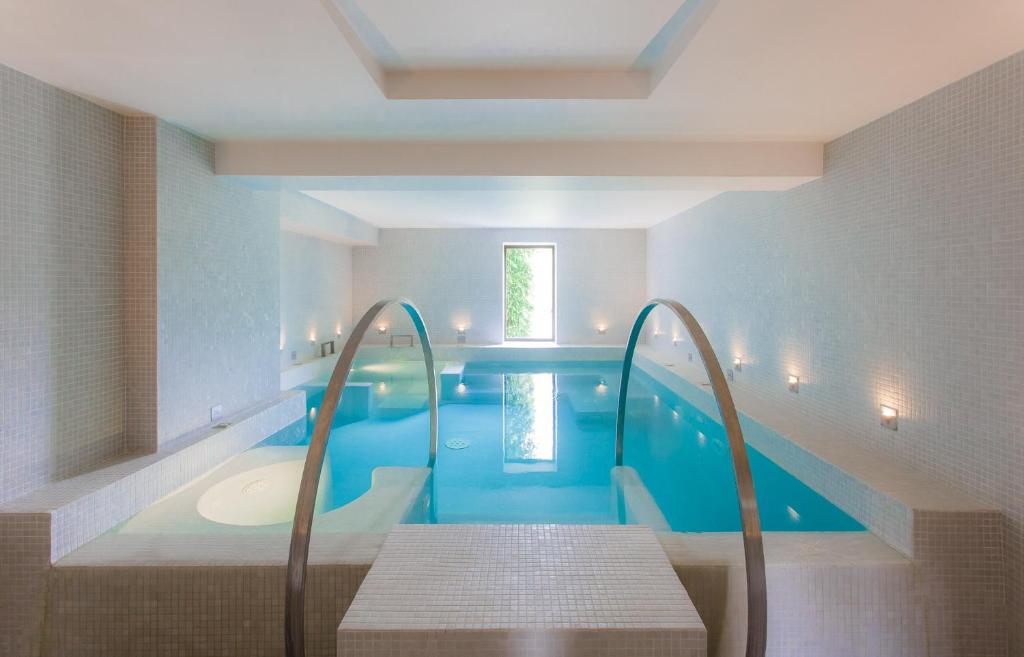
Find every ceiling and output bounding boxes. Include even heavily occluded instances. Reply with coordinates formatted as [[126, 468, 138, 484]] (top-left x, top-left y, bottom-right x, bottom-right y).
[[1, 0, 1021, 141], [2, 0, 1022, 229], [357, 0, 682, 68], [304, 189, 721, 229]]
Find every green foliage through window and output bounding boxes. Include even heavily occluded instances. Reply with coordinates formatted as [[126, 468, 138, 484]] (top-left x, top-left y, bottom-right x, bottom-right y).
[[504, 247, 534, 338]]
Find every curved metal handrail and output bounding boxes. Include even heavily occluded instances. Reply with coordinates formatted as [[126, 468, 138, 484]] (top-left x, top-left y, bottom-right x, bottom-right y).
[[615, 298, 766, 657], [285, 298, 438, 657]]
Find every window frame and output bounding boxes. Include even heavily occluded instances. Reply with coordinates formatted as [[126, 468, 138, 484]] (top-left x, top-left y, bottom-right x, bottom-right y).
[[502, 243, 556, 343]]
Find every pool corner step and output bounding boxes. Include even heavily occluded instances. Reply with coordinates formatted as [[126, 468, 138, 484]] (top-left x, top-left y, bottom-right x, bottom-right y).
[[337, 524, 706, 657]]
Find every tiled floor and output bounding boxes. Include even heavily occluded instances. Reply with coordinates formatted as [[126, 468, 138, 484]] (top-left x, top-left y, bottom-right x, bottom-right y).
[[338, 524, 707, 657]]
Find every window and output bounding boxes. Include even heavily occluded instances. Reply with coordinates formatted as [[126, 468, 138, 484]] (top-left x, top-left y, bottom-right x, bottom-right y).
[[503, 244, 555, 341]]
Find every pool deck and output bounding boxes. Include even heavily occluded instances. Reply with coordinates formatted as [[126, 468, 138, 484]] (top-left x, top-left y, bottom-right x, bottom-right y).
[[337, 524, 706, 657]]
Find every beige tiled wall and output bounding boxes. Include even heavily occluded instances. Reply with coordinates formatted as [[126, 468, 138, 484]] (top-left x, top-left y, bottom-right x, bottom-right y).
[[647, 50, 1024, 655], [123, 117, 157, 452], [353, 228, 647, 345], [279, 230, 353, 369], [0, 63, 125, 504], [153, 121, 280, 444]]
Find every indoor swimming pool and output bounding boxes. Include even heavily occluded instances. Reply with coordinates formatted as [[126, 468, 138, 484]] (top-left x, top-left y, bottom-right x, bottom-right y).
[[126, 358, 862, 534]]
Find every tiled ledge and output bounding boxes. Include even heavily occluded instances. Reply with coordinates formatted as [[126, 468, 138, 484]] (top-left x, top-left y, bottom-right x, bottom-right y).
[[46, 530, 922, 657], [0, 391, 305, 563], [281, 352, 340, 390], [0, 391, 306, 657], [282, 345, 627, 389], [349, 343, 624, 364], [633, 347, 996, 558]]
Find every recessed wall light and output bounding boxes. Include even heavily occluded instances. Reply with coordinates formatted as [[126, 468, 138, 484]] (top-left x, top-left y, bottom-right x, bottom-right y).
[[377, 324, 387, 335], [596, 325, 607, 335], [733, 356, 742, 372], [881, 405, 898, 431], [787, 374, 800, 393]]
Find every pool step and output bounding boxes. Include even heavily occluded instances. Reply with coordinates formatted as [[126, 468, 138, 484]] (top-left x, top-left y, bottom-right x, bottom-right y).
[[337, 524, 706, 657]]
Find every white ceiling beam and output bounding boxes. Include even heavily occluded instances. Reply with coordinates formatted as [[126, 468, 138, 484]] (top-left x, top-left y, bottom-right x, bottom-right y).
[[633, 0, 720, 89], [383, 68, 651, 100], [216, 140, 824, 180], [258, 191, 379, 245]]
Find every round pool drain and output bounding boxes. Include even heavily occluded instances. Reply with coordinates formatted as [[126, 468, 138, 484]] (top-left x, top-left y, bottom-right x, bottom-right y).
[[444, 438, 470, 450]]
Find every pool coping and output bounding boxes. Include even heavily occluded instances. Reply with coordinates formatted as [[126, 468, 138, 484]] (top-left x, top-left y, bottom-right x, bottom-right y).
[[0, 391, 306, 563], [631, 346, 999, 559]]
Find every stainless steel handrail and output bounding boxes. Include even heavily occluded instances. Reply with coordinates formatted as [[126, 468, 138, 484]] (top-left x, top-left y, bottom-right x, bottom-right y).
[[615, 298, 767, 657], [285, 298, 438, 657]]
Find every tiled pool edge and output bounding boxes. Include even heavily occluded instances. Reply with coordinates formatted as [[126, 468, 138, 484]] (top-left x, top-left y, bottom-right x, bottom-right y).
[[0, 391, 305, 657], [43, 530, 919, 657], [634, 348, 1007, 656]]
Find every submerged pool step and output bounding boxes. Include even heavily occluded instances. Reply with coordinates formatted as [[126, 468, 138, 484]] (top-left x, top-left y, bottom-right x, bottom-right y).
[[337, 524, 707, 657]]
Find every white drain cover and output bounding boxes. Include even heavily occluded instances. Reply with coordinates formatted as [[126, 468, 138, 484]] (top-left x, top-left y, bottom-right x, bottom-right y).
[[444, 438, 470, 450]]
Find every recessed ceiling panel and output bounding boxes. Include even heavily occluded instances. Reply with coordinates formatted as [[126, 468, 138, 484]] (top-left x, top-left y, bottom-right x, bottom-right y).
[[357, 0, 682, 67], [303, 189, 720, 228]]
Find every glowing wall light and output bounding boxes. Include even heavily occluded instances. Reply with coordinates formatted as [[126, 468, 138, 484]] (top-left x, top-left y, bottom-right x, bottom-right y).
[[733, 355, 743, 372], [881, 405, 899, 431], [787, 374, 800, 393], [377, 324, 388, 335], [596, 325, 607, 335]]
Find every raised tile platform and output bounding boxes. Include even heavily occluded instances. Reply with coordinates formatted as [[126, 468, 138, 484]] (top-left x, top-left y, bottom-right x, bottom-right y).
[[338, 524, 706, 657]]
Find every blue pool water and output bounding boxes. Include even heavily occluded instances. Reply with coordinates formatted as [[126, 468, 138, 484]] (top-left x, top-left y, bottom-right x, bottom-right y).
[[261, 360, 863, 532]]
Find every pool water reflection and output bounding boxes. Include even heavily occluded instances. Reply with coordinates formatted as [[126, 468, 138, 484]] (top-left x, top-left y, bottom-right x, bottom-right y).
[[262, 360, 863, 532]]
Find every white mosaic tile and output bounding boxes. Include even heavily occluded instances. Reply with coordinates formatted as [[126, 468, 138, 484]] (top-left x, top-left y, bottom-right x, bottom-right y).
[[646, 49, 1024, 656], [338, 524, 706, 657], [0, 62, 125, 505]]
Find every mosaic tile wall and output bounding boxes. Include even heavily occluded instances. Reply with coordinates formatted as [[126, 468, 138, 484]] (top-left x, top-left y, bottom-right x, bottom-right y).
[[280, 230, 353, 369], [353, 228, 646, 345], [0, 63, 125, 505], [122, 117, 157, 452], [154, 121, 279, 443], [647, 50, 1024, 654]]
